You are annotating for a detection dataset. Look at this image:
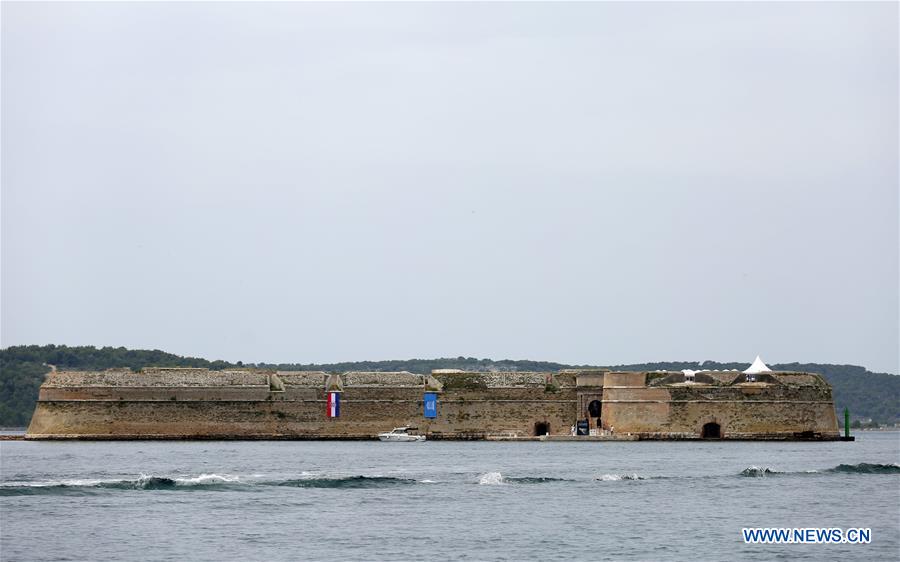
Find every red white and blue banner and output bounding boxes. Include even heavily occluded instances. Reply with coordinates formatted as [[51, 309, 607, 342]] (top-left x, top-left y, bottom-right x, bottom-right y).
[[327, 392, 340, 418]]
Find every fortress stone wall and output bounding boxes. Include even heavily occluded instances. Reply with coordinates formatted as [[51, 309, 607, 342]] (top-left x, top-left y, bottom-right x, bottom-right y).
[[601, 371, 839, 438], [26, 367, 840, 440]]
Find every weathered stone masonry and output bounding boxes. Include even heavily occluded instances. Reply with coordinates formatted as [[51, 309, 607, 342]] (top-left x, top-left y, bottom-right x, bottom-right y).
[[26, 367, 841, 440]]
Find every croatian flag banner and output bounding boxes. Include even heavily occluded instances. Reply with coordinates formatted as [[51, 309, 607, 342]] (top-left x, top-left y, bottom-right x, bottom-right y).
[[327, 392, 340, 418]]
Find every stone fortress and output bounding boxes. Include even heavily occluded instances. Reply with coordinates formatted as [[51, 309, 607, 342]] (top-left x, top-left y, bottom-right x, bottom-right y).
[[26, 359, 842, 440]]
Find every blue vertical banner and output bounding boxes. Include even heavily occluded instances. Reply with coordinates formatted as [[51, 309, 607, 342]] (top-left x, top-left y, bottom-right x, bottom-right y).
[[424, 392, 437, 418]]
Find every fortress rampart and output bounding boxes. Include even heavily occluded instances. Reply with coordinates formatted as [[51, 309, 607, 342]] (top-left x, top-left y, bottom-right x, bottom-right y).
[[26, 367, 841, 440]]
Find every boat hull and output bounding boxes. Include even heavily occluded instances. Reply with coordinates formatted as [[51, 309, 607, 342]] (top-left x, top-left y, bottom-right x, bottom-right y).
[[378, 434, 425, 442]]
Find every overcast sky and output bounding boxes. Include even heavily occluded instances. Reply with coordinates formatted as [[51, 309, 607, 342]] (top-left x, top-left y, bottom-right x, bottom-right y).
[[2, 2, 897, 373]]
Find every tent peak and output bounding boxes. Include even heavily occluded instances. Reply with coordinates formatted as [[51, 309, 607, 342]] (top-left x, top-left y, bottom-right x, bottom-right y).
[[743, 355, 772, 374]]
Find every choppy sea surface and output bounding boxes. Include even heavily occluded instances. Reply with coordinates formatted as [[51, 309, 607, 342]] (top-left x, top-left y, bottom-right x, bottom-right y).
[[1, 432, 898, 561]]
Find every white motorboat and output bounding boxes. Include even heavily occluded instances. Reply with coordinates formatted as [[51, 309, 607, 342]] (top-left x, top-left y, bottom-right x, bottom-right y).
[[378, 427, 425, 442]]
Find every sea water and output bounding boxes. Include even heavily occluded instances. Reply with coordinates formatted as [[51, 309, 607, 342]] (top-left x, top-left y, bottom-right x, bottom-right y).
[[1, 433, 898, 561]]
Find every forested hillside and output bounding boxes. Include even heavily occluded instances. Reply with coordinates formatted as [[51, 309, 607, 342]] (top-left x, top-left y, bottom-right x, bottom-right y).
[[0, 345, 236, 426], [1, 345, 897, 427]]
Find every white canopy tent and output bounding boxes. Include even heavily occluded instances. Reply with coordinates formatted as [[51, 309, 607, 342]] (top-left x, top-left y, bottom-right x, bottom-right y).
[[743, 356, 772, 375]]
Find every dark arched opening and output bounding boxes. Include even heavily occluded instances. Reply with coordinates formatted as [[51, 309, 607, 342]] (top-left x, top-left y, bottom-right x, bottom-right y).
[[587, 400, 602, 418], [701, 422, 721, 439], [534, 421, 550, 436]]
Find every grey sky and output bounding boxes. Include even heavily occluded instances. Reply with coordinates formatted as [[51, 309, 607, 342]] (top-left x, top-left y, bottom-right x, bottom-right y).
[[2, 2, 897, 373]]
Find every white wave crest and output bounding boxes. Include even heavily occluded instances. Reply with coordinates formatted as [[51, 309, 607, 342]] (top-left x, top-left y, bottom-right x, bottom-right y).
[[740, 466, 778, 477], [596, 473, 643, 481], [478, 472, 504, 485], [0, 478, 110, 488], [173, 473, 243, 485]]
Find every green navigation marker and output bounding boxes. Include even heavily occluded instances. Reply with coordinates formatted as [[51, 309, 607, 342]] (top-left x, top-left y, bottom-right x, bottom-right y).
[[844, 407, 850, 439]]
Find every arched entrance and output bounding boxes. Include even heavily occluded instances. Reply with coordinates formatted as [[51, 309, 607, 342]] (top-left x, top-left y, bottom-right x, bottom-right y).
[[701, 422, 721, 439], [534, 421, 550, 436], [587, 400, 602, 418]]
